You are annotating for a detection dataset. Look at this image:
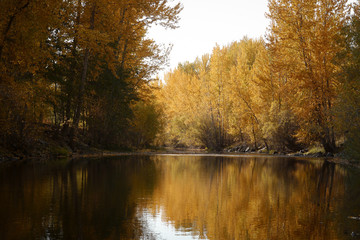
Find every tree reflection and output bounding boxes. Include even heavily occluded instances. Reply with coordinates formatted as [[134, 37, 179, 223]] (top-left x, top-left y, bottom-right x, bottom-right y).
[[0, 156, 358, 240], [147, 156, 347, 240], [0, 156, 158, 240]]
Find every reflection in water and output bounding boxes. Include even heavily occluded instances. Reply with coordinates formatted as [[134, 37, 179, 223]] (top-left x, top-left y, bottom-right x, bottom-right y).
[[0, 155, 359, 239], [138, 207, 202, 240], [0, 157, 157, 240], [148, 157, 350, 240]]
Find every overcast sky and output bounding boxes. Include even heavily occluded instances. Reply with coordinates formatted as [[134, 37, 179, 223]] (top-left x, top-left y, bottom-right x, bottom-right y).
[[147, 0, 269, 77]]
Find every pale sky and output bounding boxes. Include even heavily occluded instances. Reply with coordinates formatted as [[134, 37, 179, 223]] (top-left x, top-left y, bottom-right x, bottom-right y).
[[148, 0, 269, 77]]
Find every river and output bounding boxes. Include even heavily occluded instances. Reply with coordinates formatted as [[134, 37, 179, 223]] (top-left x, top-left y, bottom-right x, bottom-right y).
[[0, 154, 359, 239]]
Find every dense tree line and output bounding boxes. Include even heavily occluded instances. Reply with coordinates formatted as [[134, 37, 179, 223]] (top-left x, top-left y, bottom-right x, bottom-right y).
[[0, 0, 181, 153], [2, 0, 360, 158], [157, 0, 360, 157]]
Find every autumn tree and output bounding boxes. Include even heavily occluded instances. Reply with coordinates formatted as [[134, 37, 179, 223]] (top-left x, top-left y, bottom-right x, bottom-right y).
[[266, 0, 349, 152], [59, 0, 182, 147], [158, 39, 268, 150], [0, 0, 182, 153], [0, 0, 64, 151], [157, 62, 203, 147], [252, 35, 301, 151], [130, 100, 164, 148], [335, 0, 360, 159], [228, 39, 268, 149], [158, 0, 356, 154]]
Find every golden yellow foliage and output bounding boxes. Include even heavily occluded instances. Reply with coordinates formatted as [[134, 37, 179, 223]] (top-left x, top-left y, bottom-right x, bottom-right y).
[[266, 0, 349, 152], [0, 0, 182, 151], [158, 39, 269, 149]]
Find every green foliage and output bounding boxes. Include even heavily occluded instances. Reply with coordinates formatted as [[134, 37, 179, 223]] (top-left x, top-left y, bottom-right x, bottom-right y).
[[335, 77, 360, 160], [86, 66, 136, 149], [49, 145, 71, 157], [130, 101, 164, 148], [343, 129, 360, 160], [334, 1, 360, 160]]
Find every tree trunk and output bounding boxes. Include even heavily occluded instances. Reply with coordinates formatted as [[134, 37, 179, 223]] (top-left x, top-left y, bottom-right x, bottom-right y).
[[0, 1, 30, 59], [322, 136, 335, 153], [70, 3, 96, 148], [252, 121, 257, 150], [62, 0, 82, 135]]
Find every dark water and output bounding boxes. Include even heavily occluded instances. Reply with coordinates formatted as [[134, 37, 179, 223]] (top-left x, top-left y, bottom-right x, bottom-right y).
[[0, 155, 360, 240]]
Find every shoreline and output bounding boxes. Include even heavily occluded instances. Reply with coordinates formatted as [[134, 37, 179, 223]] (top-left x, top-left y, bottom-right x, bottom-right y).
[[70, 149, 360, 169], [1, 148, 359, 170]]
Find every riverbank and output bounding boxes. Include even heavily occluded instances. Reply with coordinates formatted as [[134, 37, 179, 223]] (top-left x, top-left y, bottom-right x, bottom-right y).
[[1, 142, 359, 170], [69, 147, 360, 169]]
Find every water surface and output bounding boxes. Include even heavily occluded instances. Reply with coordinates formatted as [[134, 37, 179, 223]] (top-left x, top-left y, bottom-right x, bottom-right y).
[[0, 155, 359, 239]]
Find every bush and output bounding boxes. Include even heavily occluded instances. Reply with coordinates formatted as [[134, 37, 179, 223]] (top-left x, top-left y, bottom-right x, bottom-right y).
[[130, 101, 164, 148], [49, 145, 71, 157], [197, 116, 234, 151], [262, 102, 301, 151], [343, 129, 360, 161]]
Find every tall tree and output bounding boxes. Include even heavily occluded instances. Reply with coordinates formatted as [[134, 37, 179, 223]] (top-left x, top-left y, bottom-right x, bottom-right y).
[[335, 0, 360, 159], [266, 0, 349, 152], [0, 0, 64, 149], [0, 0, 182, 152]]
